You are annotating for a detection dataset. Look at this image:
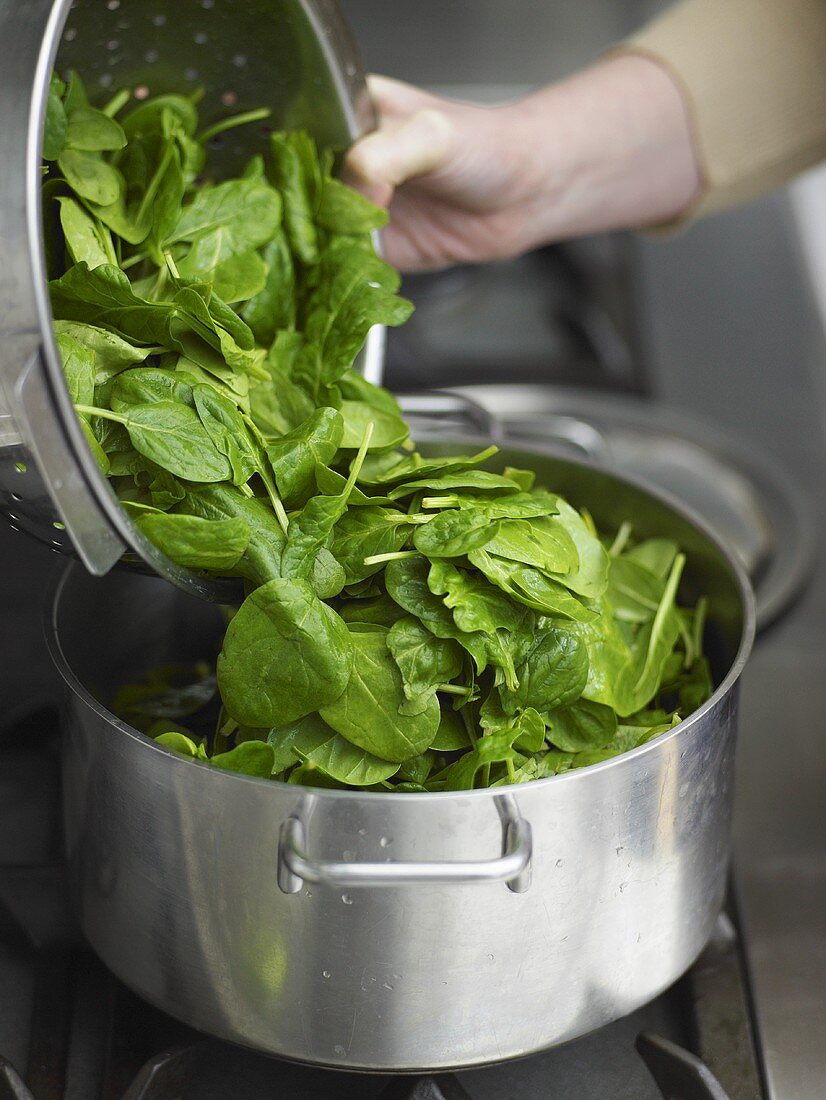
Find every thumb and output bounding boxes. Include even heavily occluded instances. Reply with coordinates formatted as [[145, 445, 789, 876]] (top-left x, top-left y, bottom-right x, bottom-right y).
[[344, 107, 455, 207]]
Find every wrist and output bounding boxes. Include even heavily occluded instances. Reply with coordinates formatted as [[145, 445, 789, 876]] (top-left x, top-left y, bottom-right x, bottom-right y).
[[507, 53, 702, 247]]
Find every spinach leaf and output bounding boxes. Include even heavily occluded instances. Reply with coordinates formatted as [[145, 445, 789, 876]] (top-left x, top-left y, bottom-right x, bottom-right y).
[[427, 559, 524, 635], [388, 469, 522, 501], [242, 230, 295, 344], [484, 516, 577, 575], [319, 628, 440, 763], [508, 708, 546, 753], [303, 242, 414, 387], [625, 538, 679, 579], [413, 508, 500, 558], [444, 490, 560, 520], [50, 263, 176, 345], [339, 595, 406, 629], [217, 577, 353, 727], [270, 131, 318, 264], [469, 548, 595, 622], [135, 513, 250, 571], [312, 546, 347, 600], [112, 367, 195, 409], [331, 506, 410, 585], [57, 197, 116, 269], [65, 107, 127, 152], [385, 556, 489, 674], [57, 332, 96, 407], [155, 731, 208, 760], [266, 407, 343, 506], [178, 484, 285, 587], [53, 321, 154, 384], [169, 178, 282, 252], [431, 707, 472, 752], [499, 628, 589, 717], [43, 75, 68, 160], [339, 399, 409, 451], [193, 384, 258, 486], [431, 731, 523, 791], [78, 400, 232, 482], [546, 699, 618, 752], [288, 712, 400, 785], [607, 556, 666, 624], [355, 446, 499, 488], [58, 149, 122, 206], [544, 500, 610, 598], [316, 176, 389, 234], [387, 616, 464, 702], [211, 741, 276, 778]]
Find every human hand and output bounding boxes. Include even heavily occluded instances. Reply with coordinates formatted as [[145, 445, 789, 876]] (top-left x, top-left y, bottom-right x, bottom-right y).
[[344, 75, 549, 272], [345, 60, 701, 273]]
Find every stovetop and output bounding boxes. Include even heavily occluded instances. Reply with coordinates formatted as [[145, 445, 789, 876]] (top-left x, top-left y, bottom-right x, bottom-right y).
[[0, 713, 758, 1100]]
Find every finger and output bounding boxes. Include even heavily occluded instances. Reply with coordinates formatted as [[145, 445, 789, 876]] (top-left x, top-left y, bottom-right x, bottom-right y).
[[345, 108, 455, 192], [339, 167, 395, 210], [366, 74, 440, 118], [381, 223, 452, 274]]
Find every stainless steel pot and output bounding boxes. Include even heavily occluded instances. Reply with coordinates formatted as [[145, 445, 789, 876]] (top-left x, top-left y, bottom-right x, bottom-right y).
[[47, 440, 754, 1072]]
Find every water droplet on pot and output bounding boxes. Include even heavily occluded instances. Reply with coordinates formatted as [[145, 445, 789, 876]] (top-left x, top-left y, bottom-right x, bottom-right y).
[[341, 893, 353, 905], [334, 1044, 347, 1057], [487, 953, 494, 961], [379, 836, 392, 848], [322, 970, 331, 979], [555, 858, 564, 867], [358, 828, 367, 837]]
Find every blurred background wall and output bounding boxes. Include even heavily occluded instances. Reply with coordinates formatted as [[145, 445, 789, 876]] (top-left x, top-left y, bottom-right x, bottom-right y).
[[339, 1, 669, 97]]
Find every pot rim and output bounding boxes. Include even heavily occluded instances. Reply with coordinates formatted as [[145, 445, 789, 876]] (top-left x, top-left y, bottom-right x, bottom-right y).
[[45, 434, 757, 801]]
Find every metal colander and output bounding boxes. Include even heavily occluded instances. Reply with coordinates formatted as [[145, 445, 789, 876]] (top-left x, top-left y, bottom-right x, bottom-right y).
[[0, 0, 381, 600]]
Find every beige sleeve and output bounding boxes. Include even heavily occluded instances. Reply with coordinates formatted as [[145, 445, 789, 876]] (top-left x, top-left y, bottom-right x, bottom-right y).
[[625, 0, 826, 217]]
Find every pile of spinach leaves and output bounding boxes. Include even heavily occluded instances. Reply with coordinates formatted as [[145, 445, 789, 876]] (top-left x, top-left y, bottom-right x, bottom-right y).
[[45, 74, 713, 792]]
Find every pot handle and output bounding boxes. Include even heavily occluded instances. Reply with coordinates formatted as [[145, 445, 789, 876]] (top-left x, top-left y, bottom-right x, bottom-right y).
[[278, 799, 532, 895]]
